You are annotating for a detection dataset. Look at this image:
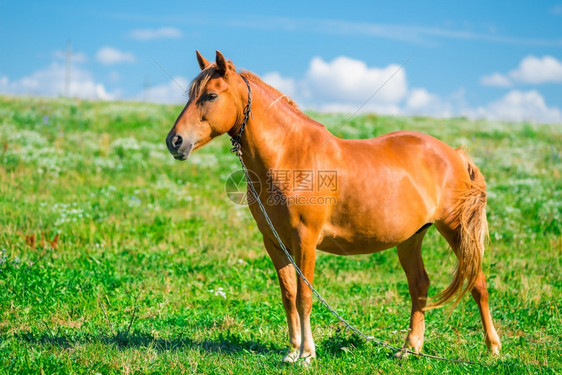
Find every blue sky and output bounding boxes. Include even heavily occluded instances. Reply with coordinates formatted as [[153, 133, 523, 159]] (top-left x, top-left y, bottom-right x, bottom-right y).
[[1, 1, 561, 123]]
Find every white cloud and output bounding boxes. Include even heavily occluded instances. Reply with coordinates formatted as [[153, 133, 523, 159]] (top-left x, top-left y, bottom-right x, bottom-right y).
[[261, 56, 408, 114], [304, 56, 407, 106], [404, 88, 562, 123], [480, 73, 512, 87], [406, 88, 436, 109], [96, 47, 136, 65], [466, 90, 562, 124], [129, 27, 182, 40], [0, 62, 115, 100], [481, 55, 562, 86], [262, 72, 296, 97], [509, 55, 562, 84], [140, 77, 188, 104], [405, 88, 454, 117]]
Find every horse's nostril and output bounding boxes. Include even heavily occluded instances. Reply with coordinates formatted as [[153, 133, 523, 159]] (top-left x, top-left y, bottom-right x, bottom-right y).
[[172, 135, 183, 150]]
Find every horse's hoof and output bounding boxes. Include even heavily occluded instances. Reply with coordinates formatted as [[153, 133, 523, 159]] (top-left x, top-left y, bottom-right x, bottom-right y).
[[486, 335, 501, 356], [282, 350, 300, 363], [393, 350, 410, 360], [300, 354, 315, 366], [489, 345, 501, 356]]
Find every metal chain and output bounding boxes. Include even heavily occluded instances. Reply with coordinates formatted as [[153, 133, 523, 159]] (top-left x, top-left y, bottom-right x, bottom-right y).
[[230, 75, 252, 156], [230, 75, 477, 365]]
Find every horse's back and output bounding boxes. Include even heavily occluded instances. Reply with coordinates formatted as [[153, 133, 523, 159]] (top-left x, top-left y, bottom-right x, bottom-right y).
[[346, 130, 457, 156], [336, 130, 467, 187]]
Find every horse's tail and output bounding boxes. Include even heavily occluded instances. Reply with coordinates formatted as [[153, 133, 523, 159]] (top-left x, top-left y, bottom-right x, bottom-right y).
[[427, 148, 488, 311]]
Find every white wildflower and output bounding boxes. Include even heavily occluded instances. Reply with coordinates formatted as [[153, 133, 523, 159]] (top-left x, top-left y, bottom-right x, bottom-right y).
[[210, 287, 227, 299]]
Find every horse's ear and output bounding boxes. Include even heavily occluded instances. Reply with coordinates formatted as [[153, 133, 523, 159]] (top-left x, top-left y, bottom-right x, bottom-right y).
[[215, 50, 231, 76], [196, 50, 210, 70]]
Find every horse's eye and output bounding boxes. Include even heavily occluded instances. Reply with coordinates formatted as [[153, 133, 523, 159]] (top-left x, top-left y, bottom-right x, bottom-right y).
[[206, 93, 218, 101]]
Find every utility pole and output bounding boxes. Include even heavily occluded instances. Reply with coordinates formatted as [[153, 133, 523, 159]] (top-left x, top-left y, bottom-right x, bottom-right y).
[[65, 41, 71, 97], [143, 75, 151, 102]]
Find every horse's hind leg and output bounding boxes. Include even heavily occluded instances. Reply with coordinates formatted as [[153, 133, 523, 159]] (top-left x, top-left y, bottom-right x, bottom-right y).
[[395, 227, 431, 357], [435, 223, 501, 355], [471, 270, 502, 355]]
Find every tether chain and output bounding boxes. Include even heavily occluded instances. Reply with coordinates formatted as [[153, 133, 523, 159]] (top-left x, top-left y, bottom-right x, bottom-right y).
[[230, 74, 476, 365]]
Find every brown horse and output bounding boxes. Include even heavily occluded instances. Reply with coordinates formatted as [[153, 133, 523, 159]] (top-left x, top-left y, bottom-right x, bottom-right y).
[[166, 50, 501, 363]]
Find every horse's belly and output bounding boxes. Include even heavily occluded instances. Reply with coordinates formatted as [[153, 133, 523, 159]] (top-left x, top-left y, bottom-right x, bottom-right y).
[[316, 232, 398, 255], [315, 177, 436, 255]]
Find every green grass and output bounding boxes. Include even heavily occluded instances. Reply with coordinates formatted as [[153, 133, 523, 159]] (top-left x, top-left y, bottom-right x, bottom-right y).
[[0, 95, 560, 374]]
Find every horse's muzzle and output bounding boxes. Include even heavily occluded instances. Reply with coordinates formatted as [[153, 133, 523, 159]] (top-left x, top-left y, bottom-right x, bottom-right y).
[[166, 133, 193, 160]]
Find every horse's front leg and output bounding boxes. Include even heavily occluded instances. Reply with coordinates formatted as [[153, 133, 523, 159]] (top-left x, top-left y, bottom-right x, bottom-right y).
[[293, 227, 319, 364], [263, 238, 301, 362], [395, 229, 430, 357]]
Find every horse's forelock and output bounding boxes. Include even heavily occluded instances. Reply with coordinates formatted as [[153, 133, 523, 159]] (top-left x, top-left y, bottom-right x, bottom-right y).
[[188, 66, 217, 99]]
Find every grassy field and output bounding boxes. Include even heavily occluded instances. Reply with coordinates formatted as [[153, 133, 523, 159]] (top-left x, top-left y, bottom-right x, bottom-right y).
[[0, 95, 560, 374]]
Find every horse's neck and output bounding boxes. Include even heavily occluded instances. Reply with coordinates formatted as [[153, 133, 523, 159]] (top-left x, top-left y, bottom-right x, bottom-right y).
[[239, 84, 330, 174]]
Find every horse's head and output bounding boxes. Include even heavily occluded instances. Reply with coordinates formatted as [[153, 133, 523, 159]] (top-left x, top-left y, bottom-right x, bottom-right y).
[[166, 50, 248, 160]]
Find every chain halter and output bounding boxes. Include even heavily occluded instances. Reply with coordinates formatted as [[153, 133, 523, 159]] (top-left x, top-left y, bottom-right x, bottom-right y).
[[229, 75, 252, 156]]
